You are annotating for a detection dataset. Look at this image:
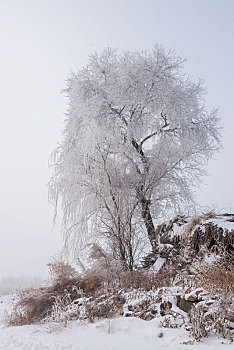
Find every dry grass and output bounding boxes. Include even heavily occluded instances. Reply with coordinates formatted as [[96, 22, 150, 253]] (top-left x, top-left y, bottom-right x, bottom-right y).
[[7, 275, 95, 326], [6, 215, 233, 330], [191, 264, 234, 295], [6, 264, 177, 326], [85, 293, 126, 322]]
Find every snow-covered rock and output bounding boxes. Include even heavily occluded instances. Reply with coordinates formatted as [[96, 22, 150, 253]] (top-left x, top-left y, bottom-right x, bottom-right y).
[[143, 213, 234, 268]]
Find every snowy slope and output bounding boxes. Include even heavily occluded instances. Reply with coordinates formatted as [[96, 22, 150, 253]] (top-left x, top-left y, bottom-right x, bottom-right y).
[[0, 295, 232, 350]]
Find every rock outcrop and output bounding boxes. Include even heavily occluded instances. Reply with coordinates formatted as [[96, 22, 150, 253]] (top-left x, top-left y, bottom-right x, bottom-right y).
[[142, 213, 234, 269]]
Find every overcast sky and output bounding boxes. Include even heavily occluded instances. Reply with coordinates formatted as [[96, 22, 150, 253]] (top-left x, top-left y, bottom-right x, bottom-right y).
[[0, 0, 233, 278]]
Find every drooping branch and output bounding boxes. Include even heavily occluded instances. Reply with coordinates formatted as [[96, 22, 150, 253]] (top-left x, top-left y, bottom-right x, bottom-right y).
[[49, 46, 221, 270]]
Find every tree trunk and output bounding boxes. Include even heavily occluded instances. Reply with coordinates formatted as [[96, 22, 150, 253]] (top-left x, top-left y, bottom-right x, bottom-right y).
[[131, 138, 157, 251], [137, 189, 157, 249], [137, 190, 159, 268]]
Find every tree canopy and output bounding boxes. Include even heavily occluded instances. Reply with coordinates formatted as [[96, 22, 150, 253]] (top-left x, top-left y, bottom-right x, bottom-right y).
[[49, 46, 221, 269]]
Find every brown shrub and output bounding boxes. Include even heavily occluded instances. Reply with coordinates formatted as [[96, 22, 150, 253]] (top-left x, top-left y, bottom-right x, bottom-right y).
[[7, 279, 83, 326], [189, 297, 233, 342], [191, 264, 234, 295], [47, 261, 77, 282], [85, 293, 125, 322], [7, 262, 177, 326]]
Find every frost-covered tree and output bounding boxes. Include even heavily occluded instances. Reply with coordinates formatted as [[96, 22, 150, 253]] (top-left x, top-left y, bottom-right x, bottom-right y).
[[49, 46, 221, 269]]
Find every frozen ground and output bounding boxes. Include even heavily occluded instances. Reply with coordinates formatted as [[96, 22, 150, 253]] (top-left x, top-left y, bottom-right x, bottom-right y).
[[0, 295, 232, 350]]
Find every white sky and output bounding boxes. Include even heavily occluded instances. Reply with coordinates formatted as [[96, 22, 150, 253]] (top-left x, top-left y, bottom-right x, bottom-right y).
[[0, 0, 233, 277]]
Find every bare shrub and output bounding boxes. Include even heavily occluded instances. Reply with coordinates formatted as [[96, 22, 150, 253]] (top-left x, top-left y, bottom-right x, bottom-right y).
[[190, 264, 234, 295], [7, 256, 176, 326], [160, 315, 180, 329], [7, 262, 84, 326], [88, 243, 176, 291], [47, 260, 77, 283], [42, 286, 83, 326], [121, 290, 161, 320], [189, 297, 233, 342], [85, 293, 125, 322], [7, 238, 232, 339]]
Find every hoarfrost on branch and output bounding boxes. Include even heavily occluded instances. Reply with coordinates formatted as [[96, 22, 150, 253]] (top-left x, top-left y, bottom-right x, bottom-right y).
[[49, 46, 221, 269]]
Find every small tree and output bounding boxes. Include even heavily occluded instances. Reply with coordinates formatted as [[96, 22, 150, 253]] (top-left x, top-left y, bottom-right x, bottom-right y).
[[49, 46, 221, 269]]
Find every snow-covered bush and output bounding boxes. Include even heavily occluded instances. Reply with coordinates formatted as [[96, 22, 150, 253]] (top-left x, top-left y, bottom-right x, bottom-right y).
[[42, 286, 82, 326], [6, 261, 175, 326], [6, 262, 84, 326], [191, 264, 234, 295], [5, 214, 233, 345], [47, 260, 77, 283], [189, 295, 233, 341]]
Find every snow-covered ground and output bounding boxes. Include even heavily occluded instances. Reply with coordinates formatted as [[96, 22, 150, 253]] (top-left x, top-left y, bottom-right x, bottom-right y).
[[0, 295, 232, 350]]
